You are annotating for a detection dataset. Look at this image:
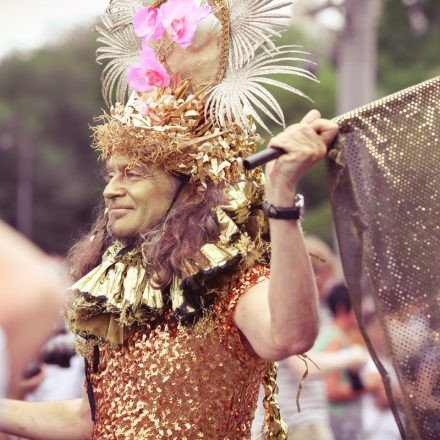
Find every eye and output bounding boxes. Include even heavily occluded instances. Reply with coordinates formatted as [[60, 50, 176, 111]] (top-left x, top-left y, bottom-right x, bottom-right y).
[[104, 171, 115, 182], [126, 169, 143, 179]]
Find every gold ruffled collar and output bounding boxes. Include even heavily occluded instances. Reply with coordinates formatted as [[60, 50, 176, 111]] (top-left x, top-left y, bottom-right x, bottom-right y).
[[68, 180, 269, 345]]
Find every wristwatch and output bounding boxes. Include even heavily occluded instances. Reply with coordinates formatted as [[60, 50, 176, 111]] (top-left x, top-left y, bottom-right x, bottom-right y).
[[263, 194, 305, 220]]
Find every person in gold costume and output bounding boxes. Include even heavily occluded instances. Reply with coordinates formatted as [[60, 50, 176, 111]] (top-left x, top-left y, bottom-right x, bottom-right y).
[[0, 1, 338, 439]]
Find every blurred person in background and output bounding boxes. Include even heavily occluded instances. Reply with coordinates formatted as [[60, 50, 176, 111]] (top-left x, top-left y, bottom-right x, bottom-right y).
[[0, 221, 65, 406], [315, 283, 366, 440], [21, 260, 85, 408], [381, 300, 440, 436], [360, 312, 400, 440], [0, 367, 46, 440], [252, 236, 368, 440], [25, 327, 84, 403], [304, 236, 342, 310]]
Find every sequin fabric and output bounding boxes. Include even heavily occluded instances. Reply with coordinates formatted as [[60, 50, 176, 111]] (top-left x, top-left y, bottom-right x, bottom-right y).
[[327, 76, 440, 440], [87, 265, 269, 439]]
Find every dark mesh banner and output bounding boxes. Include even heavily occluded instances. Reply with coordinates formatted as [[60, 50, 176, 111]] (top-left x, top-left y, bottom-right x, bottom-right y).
[[327, 77, 440, 440]]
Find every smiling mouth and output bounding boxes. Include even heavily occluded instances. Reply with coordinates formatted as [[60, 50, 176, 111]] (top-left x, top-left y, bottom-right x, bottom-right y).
[[108, 208, 132, 219]]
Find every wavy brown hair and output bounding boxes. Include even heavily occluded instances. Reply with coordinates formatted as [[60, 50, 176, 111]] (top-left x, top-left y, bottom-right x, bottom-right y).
[[67, 182, 224, 289]]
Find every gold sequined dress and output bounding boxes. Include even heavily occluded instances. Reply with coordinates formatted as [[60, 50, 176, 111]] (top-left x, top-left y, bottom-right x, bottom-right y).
[[79, 266, 269, 440], [68, 183, 289, 439]]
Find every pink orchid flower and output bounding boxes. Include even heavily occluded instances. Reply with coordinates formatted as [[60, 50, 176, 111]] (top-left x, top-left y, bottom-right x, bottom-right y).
[[133, 7, 165, 44], [127, 47, 170, 93], [162, 0, 211, 49]]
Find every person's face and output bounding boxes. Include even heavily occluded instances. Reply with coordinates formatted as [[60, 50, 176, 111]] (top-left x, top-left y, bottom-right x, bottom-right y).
[[103, 156, 179, 238]]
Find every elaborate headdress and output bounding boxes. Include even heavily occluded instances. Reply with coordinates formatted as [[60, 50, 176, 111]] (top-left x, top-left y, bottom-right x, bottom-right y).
[[92, 0, 316, 186]]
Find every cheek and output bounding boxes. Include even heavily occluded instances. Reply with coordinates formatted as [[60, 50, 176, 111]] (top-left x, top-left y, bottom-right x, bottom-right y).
[[144, 198, 172, 223], [130, 175, 178, 224], [135, 187, 174, 223]]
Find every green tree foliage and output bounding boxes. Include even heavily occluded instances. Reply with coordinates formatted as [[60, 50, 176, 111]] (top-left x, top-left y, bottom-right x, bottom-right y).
[[378, 0, 440, 94], [0, 27, 105, 253], [257, 28, 337, 242]]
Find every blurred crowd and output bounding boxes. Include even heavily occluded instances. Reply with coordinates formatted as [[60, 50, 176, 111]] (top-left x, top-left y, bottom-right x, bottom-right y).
[[0, 220, 400, 440], [251, 236, 401, 440]]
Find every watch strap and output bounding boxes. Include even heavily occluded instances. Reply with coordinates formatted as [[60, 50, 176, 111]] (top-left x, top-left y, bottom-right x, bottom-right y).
[[263, 194, 304, 220]]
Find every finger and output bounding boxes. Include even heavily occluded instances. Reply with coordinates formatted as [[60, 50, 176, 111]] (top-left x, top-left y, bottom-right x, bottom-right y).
[[311, 118, 338, 133], [301, 109, 321, 124], [320, 127, 339, 148], [311, 119, 339, 148]]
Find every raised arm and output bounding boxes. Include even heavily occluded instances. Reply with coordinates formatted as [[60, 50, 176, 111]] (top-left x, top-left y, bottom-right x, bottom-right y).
[[0, 393, 93, 440], [235, 110, 339, 361]]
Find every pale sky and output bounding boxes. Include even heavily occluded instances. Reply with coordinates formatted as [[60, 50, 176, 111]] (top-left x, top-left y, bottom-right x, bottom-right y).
[[0, 0, 342, 59], [0, 0, 108, 59]]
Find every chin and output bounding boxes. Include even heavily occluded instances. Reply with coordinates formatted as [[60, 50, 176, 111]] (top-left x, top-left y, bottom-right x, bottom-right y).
[[107, 222, 137, 240]]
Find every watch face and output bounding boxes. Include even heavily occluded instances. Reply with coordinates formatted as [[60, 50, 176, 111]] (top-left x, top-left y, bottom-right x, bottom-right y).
[[298, 205, 305, 221], [295, 194, 304, 207], [295, 194, 305, 221]]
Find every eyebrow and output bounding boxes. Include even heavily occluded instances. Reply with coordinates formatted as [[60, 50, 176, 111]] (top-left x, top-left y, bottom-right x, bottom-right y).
[[105, 162, 151, 175], [105, 161, 131, 173]]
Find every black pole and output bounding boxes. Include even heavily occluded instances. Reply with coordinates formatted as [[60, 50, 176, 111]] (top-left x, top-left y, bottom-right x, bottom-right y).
[[243, 147, 285, 170]]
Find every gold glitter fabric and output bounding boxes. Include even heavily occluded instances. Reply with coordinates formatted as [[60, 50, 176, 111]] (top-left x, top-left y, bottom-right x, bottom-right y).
[[327, 76, 440, 440], [86, 265, 269, 439]]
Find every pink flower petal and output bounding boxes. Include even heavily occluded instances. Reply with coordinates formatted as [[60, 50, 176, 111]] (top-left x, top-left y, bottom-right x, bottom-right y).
[[170, 18, 198, 49], [193, 4, 211, 20], [127, 64, 154, 92], [140, 47, 157, 66], [161, 0, 189, 21], [133, 7, 164, 42], [133, 8, 151, 36], [130, 48, 171, 91], [162, 0, 211, 48]]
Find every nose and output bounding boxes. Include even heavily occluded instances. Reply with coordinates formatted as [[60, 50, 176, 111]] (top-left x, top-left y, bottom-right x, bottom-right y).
[[103, 177, 126, 201]]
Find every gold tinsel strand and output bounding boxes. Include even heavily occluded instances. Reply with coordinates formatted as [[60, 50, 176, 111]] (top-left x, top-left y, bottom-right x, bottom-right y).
[[259, 362, 289, 440]]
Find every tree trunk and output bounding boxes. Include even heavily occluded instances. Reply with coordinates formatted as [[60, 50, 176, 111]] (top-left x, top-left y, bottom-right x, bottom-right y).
[[336, 0, 380, 114]]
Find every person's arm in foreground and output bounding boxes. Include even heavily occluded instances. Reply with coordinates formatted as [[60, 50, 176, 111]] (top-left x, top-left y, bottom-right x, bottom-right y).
[[0, 222, 93, 439], [0, 221, 65, 394], [235, 110, 339, 361], [0, 393, 93, 440]]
